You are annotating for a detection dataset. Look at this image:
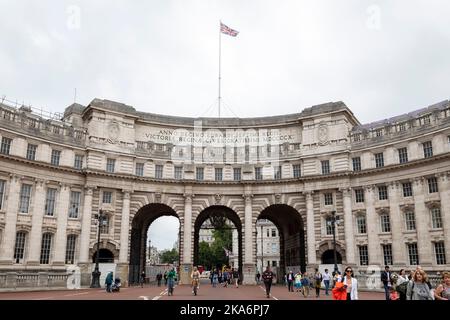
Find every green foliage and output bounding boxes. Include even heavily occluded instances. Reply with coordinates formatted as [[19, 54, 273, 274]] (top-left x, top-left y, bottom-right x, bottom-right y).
[[198, 226, 233, 270], [159, 248, 179, 264]]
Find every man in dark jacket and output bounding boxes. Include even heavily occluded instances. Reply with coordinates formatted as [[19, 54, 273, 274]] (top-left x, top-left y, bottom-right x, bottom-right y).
[[262, 266, 275, 298], [381, 265, 392, 300]]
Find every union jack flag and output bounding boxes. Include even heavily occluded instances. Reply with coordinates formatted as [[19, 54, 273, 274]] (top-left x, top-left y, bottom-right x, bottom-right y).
[[220, 22, 239, 37]]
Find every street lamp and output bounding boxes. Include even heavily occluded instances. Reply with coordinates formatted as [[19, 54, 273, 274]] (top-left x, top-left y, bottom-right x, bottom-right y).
[[327, 210, 340, 275], [90, 209, 108, 288]]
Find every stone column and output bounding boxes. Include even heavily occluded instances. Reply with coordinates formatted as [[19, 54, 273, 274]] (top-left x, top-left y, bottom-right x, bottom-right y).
[[79, 187, 94, 263], [341, 188, 356, 265], [242, 192, 255, 284], [365, 185, 381, 265], [119, 190, 131, 263], [438, 173, 450, 262], [388, 182, 406, 266], [180, 191, 194, 285], [305, 191, 317, 266], [53, 184, 70, 265], [413, 177, 432, 267], [27, 179, 46, 265], [0, 175, 20, 264]]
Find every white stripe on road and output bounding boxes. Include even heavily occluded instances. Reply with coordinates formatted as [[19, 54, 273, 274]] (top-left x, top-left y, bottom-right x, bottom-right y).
[[139, 296, 149, 300], [33, 297, 55, 300], [258, 285, 278, 300], [151, 296, 160, 300], [63, 292, 89, 297], [152, 285, 176, 300]]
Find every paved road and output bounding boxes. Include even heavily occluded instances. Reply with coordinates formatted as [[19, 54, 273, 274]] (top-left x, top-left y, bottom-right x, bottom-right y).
[[0, 280, 385, 300]]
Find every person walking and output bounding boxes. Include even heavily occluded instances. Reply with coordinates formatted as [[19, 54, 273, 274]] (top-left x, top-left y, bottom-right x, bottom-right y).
[[286, 270, 294, 292], [212, 269, 218, 288], [434, 271, 450, 300], [342, 267, 358, 300], [395, 269, 409, 300], [156, 272, 162, 287], [323, 269, 331, 296], [167, 267, 176, 296], [301, 272, 310, 298], [164, 271, 168, 286], [256, 272, 261, 284], [262, 265, 275, 298], [140, 270, 146, 288], [314, 269, 323, 298], [381, 265, 392, 300], [294, 271, 302, 292], [406, 269, 433, 300], [105, 271, 113, 293], [232, 268, 240, 288], [191, 266, 200, 295]]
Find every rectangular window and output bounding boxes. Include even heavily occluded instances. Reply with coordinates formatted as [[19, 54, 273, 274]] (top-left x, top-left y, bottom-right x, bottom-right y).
[[431, 207, 443, 229], [233, 168, 241, 181], [155, 165, 163, 179], [175, 166, 183, 180], [215, 168, 223, 181], [45, 188, 57, 216], [375, 153, 384, 168], [40, 233, 52, 264], [375, 129, 383, 137], [135, 163, 144, 176], [100, 216, 109, 234], [398, 147, 408, 164], [196, 167, 204, 181], [382, 244, 393, 266], [102, 191, 112, 204], [271, 229, 276, 237], [434, 242, 446, 265], [419, 115, 431, 125], [293, 164, 301, 178], [65, 235, 77, 264], [423, 141, 433, 158], [0, 137, 12, 155], [353, 134, 361, 142], [398, 123, 406, 132], [274, 166, 281, 180], [51, 150, 61, 166], [403, 182, 413, 197], [266, 229, 269, 238], [106, 158, 115, 173], [321, 160, 330, 174], [326, 217, 335, 235], [69, 191, 81, 218], [19, 184, 32, 213], [26, 144, 37, 161], [356, 215, 367, 234], [355, 189, 364, 203], [255, 167, 263, 180], [352, 157, 361, 172], [324, 193, 333, 206], [0, 180, 5, 210], [74, 155, 83, 169], [378, 185, 388, 200], [408, 243, 419, 265], [14, 232, 26, 263], [272, 261, 277, 267], [405, 211, 416, 231], [428, 177, 438, 193], [380, 214, 391, 233], [358, 245, 369, 266]]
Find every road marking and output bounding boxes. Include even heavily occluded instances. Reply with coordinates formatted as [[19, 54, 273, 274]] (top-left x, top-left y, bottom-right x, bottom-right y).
[[33, 297, 54, 300], [63, 292, 89, 297], [151, 296, 160, 300], [258, 285, 278, 300], [139, 296, 149, 300]]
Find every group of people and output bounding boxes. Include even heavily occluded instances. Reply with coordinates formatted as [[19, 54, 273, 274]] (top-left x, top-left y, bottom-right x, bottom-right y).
[[381, 265, 450, 300], [209, 267, 240, 288], [283, 269, 328, 298]]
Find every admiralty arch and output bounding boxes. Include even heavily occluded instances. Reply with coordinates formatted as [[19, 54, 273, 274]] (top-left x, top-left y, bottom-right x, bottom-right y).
[[0, 98, 449, 288]]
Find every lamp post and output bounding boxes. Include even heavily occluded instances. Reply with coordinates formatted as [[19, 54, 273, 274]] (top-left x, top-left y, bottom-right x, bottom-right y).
[[90, 209, 107, 288], [328, 210, 340, 274]]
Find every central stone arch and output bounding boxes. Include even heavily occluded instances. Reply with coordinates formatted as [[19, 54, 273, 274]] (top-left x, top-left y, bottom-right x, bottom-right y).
[[128, 203, 179, 284], [193, 205, 243, 280]]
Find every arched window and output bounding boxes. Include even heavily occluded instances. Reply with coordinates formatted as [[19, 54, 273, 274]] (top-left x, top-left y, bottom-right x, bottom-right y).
[[40, 233, 53, 264], [14, 231, 27, 264]]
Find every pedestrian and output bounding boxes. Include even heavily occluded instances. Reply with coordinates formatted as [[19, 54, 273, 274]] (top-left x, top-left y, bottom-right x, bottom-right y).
[[294, 271, 302, 292], [164, 271, 168, 286], [262, 265, 275, 298], [406, 269, 433, 300], [395, 269, 409, 300], [191, 266, 200, 295], [301, 272, 310, 298], [105, 271, 113, 293], [286, 270, 294, 292], [256, 272, 261, 284], [156, 272, 162, 287], [381, 265, 393, 300], [140, 270, 146, 288], [322, 269, 331, 295], [167, 267, 176, 296], [212, 269, 218, 288], [342, 266, 358, 300], [434, 271, 450, 300], [232, 268, 240, 288], [314, 268, 323, 298]]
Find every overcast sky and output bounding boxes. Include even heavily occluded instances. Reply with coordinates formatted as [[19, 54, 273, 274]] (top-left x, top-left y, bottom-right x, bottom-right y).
[[1, 1, 449, 249]]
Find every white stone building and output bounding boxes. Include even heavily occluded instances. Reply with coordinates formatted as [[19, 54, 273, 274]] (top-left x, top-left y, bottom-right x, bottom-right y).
[[0, 98, 449, 288]]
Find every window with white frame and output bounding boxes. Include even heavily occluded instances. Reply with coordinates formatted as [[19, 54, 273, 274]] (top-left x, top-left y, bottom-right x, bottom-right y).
[[106, 158, 115, 173], [26, 144, 37, 161], [321, 160, 330, 174], [355, 189, 364, 203], [398, 122, 406, 132], [382, 244, 393, 266], [324, 193, 333, 206], [155, 165, 163, 179], [398, 147, 408, 164], [74, 155, 83, 169], [353, 134, 361, 142], [45, 188, 57, 216], [375, 128, 383, 137], [100, 215, 110, 234], [215, 168, 223, 181], [0, 179, 5, 210], [51, 150, 61, 166], [403, 182, 413, 197], [325, 217, 335, 235], [69, 191, 81, 218], [407, 243, 419, 265], [356, 215, 367, 234], [375, 153, 384, 168], [419, 115, 431, 125], [65, 234, 77, 264], [352, 157, 361, 172], [39, 233, 52, 264], [0, 137, 12, 155], [175, 166, 183, 180], [380, 213, 391, 233], [358, 245, 368, 265], [102, 191, 112, 204], [135, 163, 144, 176], [428, 177, 438, 193], [405, 211, 416, 231], [293, 164, 301, 178], [378, 185, 388, 200], [196, 167, 204, 181], [273, 166, 281, 180], [19, 184, 32, 213], [233, 168, 241, 181], [423, 141, 433, 158], [434, 242, 446, 265], [255, 167, 262, 180], [14, 231, 26, 263], [431, 207, 443, 229], [271, 243, 278, 253]]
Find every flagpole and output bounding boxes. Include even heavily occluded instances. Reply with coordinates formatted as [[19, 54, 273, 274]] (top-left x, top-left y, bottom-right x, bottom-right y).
[[218, 20, 222, 118]]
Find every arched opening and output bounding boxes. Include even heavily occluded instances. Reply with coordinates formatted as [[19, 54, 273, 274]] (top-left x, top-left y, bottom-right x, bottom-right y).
[[92, 248, 114, 263], [257, 204, 306, 283], [321, 249, 343, 264], [129, 203, 179, 284], [193, 206, 243, 281]]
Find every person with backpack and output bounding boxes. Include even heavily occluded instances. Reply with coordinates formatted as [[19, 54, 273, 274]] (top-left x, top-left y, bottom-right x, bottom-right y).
[[314, 268, 323, 298], [406, 269, 433, 300], [262, 265, 275, 298]]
